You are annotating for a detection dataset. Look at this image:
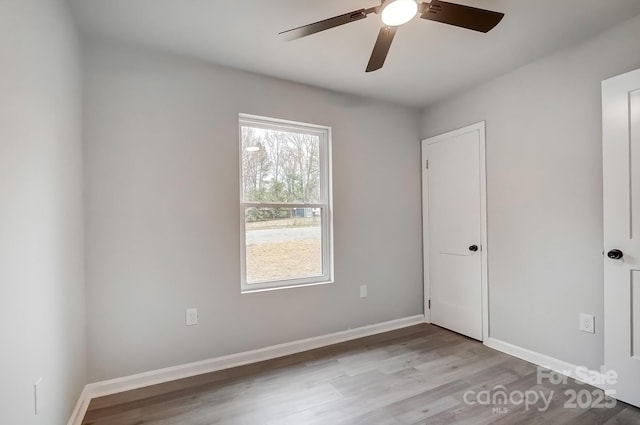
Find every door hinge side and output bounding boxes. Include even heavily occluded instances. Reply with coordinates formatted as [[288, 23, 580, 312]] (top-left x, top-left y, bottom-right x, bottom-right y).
[[428, 299, 431, 309], [425, 159, 429, 169]]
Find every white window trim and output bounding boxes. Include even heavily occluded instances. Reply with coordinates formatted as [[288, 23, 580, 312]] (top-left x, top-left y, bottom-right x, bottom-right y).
[[239, 114, 334, 293]]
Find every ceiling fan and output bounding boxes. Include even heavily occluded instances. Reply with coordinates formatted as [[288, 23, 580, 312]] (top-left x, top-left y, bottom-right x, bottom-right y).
[[279, 0, 504, 72]]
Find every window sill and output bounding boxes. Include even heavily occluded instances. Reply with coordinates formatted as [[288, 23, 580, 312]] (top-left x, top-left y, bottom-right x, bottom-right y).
[[241, 280, 334, 294]]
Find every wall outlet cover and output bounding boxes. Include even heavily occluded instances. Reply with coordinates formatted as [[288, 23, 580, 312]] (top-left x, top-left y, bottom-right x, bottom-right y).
[[186, 308, 198, 326], [579, 313, 595, 333], [359, 285, 367, 298]]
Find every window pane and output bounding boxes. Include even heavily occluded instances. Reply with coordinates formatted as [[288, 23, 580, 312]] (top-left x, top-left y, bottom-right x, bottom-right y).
[[241, 126, 321, 204], [245, 207, 322, 283]]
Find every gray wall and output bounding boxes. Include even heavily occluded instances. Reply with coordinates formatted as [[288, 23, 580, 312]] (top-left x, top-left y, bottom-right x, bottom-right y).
[[83, 41, 424, 381], [0, 0, 86, 424], [421, 14, 640, 370]]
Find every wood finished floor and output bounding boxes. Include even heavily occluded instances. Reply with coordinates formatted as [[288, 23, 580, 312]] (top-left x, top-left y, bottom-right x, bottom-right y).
[[82, 324, 640, 425]]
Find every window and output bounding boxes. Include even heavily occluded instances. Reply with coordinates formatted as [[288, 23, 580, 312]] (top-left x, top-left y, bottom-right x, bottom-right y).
[[239, 114, 333, 292]]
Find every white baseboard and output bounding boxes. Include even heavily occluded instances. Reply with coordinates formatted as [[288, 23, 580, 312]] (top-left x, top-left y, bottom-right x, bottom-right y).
[[67, 314, 425, 425], [484, 337, 606, 390]]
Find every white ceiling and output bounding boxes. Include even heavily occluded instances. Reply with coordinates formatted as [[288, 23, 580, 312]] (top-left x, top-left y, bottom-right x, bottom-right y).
[[69, 0, 640, 108]]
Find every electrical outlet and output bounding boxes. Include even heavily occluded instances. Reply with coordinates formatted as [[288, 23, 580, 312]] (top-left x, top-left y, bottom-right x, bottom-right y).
[[360, 285, 367, 298], [580, 313, 595, 333], [186, 308, 198, 326], [34, 378, 42, 415]]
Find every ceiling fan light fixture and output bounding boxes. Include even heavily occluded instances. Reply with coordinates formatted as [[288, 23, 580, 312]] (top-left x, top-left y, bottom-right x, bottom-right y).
[[381, 0, 418, 26]]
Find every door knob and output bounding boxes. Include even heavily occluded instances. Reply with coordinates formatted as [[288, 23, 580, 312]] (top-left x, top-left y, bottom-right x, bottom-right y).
[[469, 245, 479, 252], [607, 249, 623, 260]]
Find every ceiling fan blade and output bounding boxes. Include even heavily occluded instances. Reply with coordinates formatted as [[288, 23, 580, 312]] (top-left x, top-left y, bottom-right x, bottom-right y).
[[280, 9, 372, 40], [420, 0, 504, 33], [366, 26, 397, 73]]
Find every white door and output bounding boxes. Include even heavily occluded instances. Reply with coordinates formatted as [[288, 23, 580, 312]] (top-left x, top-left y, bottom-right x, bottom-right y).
[[603, 68, 640, 407], [422, 122, 488, 341]]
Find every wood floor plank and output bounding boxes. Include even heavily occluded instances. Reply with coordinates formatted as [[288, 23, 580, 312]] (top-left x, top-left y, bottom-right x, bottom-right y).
[[82, 324, 640, 425], [603, 406, 640, 424]]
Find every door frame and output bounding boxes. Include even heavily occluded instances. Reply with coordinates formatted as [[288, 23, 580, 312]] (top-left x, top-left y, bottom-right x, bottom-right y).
[[422, 121, 489, 340]]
